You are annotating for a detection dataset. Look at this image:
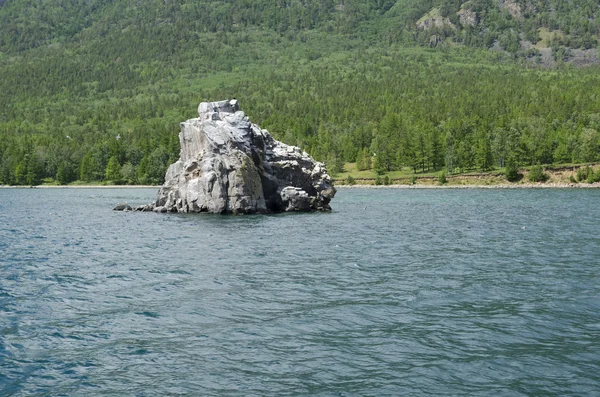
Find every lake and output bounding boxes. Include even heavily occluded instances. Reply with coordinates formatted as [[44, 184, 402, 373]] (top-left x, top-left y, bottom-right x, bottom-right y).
[[1, 187, 599, 396]]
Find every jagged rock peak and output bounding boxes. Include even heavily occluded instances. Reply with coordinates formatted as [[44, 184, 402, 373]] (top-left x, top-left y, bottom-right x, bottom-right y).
[[198, 99, 240, 120], [149, 99, 336, 214]]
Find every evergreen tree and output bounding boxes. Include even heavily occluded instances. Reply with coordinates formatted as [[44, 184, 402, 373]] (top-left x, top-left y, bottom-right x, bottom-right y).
[[146, 147, 170, 184], [356, 147, 371, 171], [25, 153, 43, 186], [355, 148, 366, 171], [373, 113, 400, 174], [137, 156, 150, 185], [120, 162, 137, 184], [579, 128, 599, 163], [56, 161, 75, 185], [475, 129, 494, 172], [362, 148, 372, 170], [429, 127, 443, 171], [80, 152, 94, 182], [105, 156, 122, 182], [505, 156, 521, 182], [14, 160, 26, 185]]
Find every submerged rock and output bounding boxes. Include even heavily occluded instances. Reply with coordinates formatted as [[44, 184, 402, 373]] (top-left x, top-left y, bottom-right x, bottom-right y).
[[113, 203, 132, 211], [153, 99, 335, 214]]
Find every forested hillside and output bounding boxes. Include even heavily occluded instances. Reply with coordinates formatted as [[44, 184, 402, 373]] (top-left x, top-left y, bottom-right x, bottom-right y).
[[1, 0, 599, 185]]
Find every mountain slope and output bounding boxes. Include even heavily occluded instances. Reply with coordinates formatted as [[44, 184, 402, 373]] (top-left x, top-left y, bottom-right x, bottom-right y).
[[0, 0, 599, 186]]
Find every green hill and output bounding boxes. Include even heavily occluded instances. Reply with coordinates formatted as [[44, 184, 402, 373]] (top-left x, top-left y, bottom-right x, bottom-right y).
[[0, 0, 599, 185]]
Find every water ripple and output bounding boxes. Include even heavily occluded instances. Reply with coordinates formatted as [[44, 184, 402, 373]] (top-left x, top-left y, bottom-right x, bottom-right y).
[[0, 188, 599, 396]]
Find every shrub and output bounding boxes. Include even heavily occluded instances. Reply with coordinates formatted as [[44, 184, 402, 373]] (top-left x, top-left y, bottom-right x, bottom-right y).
[[346, 175, 356, 185], [569, 175, 577, 183], [375, 175, 382, 185], [586, 168, 600, 183], [505, 159, 521, 182], [410, 175, 417, 185], [576, 167, 589, 182], [528, 164, 549, 182], [383, 175, 390, 185], [438, 171, 447, 184]]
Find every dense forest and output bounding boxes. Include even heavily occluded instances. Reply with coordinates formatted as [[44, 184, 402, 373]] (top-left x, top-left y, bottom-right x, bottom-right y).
[[0, 0, 599, 185]]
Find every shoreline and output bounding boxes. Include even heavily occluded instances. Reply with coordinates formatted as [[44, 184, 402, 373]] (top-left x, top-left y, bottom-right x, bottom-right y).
[[336, 182, 600, 189], [1, 183, 599, 189], [0, 185, 159, 189]]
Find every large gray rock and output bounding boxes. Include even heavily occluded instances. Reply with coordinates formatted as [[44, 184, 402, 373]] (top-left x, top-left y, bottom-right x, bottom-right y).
[[153, 99, 336, 214]]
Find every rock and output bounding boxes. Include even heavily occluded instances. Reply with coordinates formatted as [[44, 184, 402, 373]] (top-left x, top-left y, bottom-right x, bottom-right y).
[[458, 8, 477, 27], [154, 99, 335, 214], [113, 203, 132, 211], [280, 187, 313, 212], [501, 0, 523, 20], [134, 204, 154, 212]]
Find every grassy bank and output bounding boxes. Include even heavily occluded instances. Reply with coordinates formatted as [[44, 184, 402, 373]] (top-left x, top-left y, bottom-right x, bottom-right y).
[[2, 163, 600, 189], [334, 163, 600, 187]]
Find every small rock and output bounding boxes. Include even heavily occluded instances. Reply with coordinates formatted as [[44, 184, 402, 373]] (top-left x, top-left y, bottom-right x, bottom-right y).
[[134, 204, 154, 212]]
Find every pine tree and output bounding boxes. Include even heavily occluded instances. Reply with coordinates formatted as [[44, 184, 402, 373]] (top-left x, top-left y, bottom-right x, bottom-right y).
[[14, 161, 26, 185], [56, 162, 73, 185], [355, 148, 366, 171], [25, 152, 43, 186], [505, 156, 521, 182], [362, 147, 371, 170], [80, 152, 94, 182], [373, 113, 399, 174], [120, 162, 136, 184], [475, 129, 494, 172], [105, 156, 122, 182], [356, 147, 371, 171]]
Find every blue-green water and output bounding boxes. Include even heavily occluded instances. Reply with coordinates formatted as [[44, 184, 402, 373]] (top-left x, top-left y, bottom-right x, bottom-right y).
[[1, 187, 599, 396]]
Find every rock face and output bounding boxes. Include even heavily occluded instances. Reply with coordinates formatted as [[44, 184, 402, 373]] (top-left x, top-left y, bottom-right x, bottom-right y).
[[152, 100, 335, 214]]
